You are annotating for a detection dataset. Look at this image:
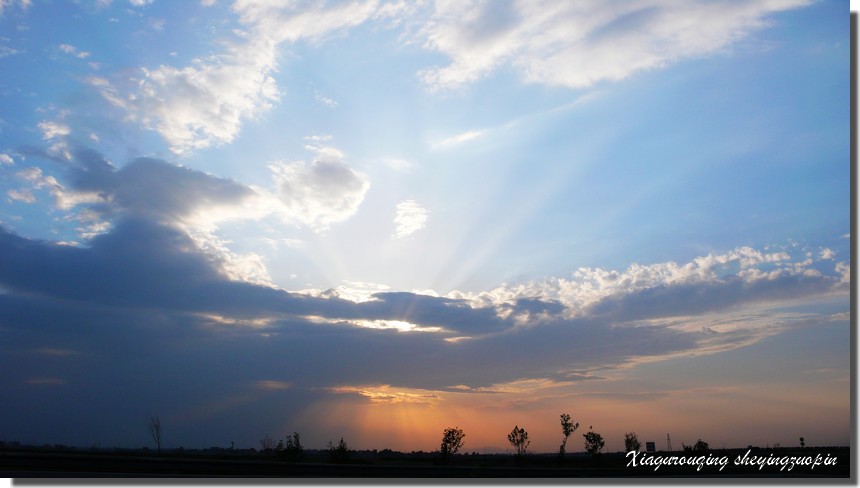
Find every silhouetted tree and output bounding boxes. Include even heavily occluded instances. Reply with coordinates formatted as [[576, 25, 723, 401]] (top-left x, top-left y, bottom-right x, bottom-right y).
[[440, 427, 465, 463], [327, 437, 350, 463], [682, 439, 709, 452], [280, 432, 303, 463], [507, 425, 530, 458], [145, 413, 162, 453], [558, 413, 579, 458], [583, 429, 604, 456], [624, 432, 641, 452], [260, 434, 275, 452], [800, 437, 805, 448]]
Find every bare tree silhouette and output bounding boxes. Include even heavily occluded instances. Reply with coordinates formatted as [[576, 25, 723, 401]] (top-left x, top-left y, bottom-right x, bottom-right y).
[[260, 434, 275, 452], [145, 413, 162, 453]]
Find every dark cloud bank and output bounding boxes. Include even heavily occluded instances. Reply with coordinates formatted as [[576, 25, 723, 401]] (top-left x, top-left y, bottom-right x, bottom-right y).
[[0, 148, 846, 448]]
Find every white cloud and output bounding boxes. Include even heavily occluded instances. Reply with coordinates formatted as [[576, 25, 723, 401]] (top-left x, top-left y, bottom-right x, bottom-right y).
[[84, 76, 110, 87], [7, 188, 35, 203], [268, 146, 370, 233], [304, 134, 333, 143], [15, 167, 104, 210], [333, 280, 391, 303], [314, 90, 338, 107], [58, 43, 90, 59], [433, 129, 485, 148], [35, 118, 72, 159], [111, 0, 383, 154], [231, 0, 381, 45], [381, 158, 415, 172], [37, 121, 70, 140], [127, 42, 281, 154], [416, 0, 811, 91], [819, 247, 836, 260], [128, 0, 154, 6], [0, 0, 30, 16], [450, 245, 831, 319], [393, 199, 428, 238], [0, 153, 13, 165], [187, 228, 274, 286], [0, 45, 18, 58]]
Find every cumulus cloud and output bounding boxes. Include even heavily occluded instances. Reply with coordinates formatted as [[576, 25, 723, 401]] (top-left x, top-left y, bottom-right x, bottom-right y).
[[268, 146, 370, 233], [393, 199, 428, 238], [451, 245, 846, 324], [0, 153, 13, 165], [125, 43, 281, 154], [8, 145, 371, 286], [415, 0, 811, 90]]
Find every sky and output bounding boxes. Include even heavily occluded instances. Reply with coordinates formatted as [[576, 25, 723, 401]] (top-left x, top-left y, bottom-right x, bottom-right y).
[[0, 0, 850, 455]]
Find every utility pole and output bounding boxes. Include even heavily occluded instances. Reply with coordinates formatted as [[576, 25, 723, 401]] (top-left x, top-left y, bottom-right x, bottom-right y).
[[667, 434, 673, 452]]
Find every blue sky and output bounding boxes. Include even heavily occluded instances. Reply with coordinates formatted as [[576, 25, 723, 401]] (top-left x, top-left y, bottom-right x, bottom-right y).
[[0, 0, 850, 453]]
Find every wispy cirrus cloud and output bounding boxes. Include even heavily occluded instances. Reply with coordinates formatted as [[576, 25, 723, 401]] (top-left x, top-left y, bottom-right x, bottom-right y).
[[99, 0, 383, 154], [433, 129, 486, 149], [88, 0, 813, 153], [416, 0, 811, 90]]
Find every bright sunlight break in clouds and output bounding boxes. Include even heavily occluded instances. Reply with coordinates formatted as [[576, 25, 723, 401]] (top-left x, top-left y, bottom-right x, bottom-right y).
[[0, 0, 849, 456]]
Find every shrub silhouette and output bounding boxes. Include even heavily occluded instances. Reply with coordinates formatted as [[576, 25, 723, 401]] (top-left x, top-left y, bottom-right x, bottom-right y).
[[327, 437, 350, 463], [624, 432, 641, 452], [278, 432, 303, 463], [583, 429, 604, 456]]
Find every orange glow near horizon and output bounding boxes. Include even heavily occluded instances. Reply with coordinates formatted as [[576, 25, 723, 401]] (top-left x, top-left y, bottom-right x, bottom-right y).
[[284, 359, 849, 454]]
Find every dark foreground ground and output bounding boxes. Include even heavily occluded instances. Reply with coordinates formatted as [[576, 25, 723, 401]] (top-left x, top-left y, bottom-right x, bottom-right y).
[[0, 446, 850, 479]]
